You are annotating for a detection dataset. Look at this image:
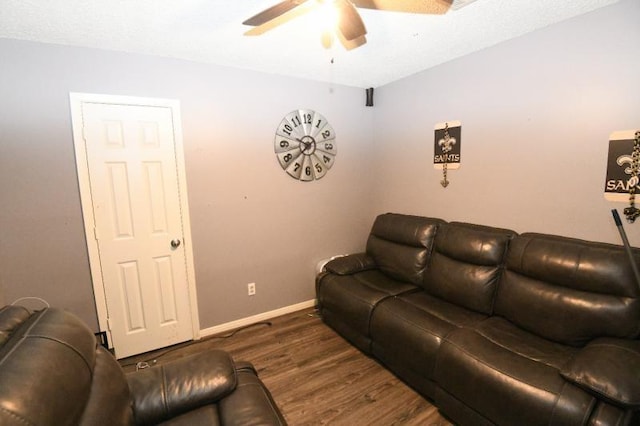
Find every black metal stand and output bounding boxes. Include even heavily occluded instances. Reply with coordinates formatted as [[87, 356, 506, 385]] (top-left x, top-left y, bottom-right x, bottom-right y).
[[611, 209, 640, 292]]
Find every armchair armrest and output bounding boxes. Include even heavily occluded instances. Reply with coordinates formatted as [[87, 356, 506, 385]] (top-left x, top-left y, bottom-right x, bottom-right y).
[[218, 365, 288, 425], [126, 349, 237, 425], [560, 338, 640, 408], [324, 253, 377, 275]]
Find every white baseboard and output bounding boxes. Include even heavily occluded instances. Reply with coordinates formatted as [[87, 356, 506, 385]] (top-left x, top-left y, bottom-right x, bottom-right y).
[[199, 299, 317, 338]]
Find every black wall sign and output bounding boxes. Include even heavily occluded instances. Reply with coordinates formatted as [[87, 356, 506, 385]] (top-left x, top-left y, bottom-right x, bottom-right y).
[[604, 130, 637, 202], [434, 121, 461, 169]]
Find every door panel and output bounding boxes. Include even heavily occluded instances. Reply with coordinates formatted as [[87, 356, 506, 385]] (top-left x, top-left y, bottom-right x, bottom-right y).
[[78, 100, 195, 358], [119, 261, 145, 331]]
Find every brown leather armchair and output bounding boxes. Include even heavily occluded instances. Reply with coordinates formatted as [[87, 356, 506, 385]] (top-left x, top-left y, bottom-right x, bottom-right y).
[[0, 305, 286, 425]]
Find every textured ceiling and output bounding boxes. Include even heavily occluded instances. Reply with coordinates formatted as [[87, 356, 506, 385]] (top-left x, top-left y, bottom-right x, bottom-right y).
[[0, 0, 620, 88]]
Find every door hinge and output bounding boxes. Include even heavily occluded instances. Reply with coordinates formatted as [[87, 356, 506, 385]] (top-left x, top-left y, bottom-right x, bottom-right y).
[[106, 317, 113, 331], [93, 227, 99, 241]]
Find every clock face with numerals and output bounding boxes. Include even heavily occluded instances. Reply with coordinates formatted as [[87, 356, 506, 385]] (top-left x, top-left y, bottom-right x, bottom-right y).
[[274, 109, 337, 181]]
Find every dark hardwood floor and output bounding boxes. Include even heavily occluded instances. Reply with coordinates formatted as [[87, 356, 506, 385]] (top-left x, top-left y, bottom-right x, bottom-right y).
[[120, 308, 453, 426]]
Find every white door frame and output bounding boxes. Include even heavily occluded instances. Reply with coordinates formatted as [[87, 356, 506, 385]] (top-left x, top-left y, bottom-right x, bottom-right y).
[[70, 92, 200, 345]]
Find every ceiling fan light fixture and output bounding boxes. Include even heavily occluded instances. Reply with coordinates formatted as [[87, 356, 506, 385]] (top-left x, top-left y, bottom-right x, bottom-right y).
[[316, 0, 341, 32], [321, 30, 335, 48]]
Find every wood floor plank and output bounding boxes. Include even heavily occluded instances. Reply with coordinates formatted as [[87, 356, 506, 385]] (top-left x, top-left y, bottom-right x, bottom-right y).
[[121, 308, 453, 425]]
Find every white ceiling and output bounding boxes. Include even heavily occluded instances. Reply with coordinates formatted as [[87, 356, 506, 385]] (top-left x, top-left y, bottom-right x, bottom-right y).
[[0, 0, 620, 88]]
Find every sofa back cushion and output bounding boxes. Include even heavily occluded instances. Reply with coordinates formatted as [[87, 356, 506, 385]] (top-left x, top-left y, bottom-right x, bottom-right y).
[[422, 222, 515, 314], [0, 307, 133, 426], [366, 213, 444, 284], [495, 233, 640, 346]]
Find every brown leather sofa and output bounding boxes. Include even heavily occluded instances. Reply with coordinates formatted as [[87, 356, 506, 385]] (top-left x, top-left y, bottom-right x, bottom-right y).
[[0, 305, 286, 425], [316, 213, 640, 426]]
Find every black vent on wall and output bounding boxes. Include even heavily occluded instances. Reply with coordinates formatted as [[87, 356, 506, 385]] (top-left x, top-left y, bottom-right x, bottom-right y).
[[95, 331, 109, 349]]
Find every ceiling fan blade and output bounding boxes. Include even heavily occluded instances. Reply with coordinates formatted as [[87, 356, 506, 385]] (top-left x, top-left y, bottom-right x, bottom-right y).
[[350, 0, 452, 15], [335, 0, 367, 41], [337, 33, 367, 51], [244, 1, 318, 36], [242, 0, 307, 26]]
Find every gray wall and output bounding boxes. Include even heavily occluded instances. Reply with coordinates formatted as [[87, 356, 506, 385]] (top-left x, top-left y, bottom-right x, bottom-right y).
[[0, 41, 375, 329], [1, 0, 639, 330], [371, 0, 640, 244]]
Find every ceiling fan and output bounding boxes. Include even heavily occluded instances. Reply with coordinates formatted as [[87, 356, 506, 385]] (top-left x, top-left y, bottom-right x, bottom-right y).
[[243, 0, 454, 50]]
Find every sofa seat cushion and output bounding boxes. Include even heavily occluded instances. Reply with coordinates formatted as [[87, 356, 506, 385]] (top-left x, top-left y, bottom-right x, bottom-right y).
[[371, 292, 487, 380], [317, 270, 418, 352], [434, 316, 595, 426]]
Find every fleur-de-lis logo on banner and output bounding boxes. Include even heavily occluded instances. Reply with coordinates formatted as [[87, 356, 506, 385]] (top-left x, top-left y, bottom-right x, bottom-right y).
[[438, 135, 456, 155], [617, 155, 639, 188]]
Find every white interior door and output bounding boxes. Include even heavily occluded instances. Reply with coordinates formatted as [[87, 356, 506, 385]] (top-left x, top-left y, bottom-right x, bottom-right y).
[[71, 94, 199, 359]]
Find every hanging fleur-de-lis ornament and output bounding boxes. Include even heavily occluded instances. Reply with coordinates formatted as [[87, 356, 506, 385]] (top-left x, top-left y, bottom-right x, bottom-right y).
[[439, 123, 456, 188]]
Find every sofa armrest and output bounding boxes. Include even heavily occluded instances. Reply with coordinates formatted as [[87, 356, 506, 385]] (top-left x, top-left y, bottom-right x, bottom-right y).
[[126, 349, 237, 425], [324, 253, 377, 275], [560, 338, 640, 408], [218, 365, 288, 425]]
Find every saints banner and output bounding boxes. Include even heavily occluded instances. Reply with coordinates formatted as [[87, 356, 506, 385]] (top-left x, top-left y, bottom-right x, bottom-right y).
[[604, 130, 639, 202], [434, 121, 461, 169]]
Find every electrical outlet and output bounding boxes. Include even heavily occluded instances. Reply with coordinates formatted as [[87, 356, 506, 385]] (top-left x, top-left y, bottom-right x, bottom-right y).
[[247, 282, 256, 296]]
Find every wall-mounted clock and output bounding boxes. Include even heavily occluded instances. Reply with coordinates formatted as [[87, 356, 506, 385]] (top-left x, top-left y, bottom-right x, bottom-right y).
[[274, 109, 337, 181]]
